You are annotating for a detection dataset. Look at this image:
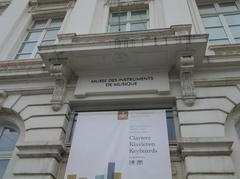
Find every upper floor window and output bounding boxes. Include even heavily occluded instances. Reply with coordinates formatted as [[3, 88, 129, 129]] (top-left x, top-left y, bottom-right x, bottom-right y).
[[108, 9, 149, 32], [0, 125, 19, 179], [16, 17, 64, 60], [198, 1, 240, 45]]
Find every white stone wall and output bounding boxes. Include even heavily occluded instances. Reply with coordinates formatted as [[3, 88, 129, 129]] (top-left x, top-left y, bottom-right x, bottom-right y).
[[0, 0, 240, 179]]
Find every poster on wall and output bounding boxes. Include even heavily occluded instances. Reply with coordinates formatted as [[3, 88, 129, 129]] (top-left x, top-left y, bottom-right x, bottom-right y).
[[64, 110, 172, 179]]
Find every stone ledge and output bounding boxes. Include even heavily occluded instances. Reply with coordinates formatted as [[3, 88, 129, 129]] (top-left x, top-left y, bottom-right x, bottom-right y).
[[16, 141, 66, 161], [29, 0, 71, 6], [178, 138, 233, 157], [13, 158, 58, 179], [55, 24, 192, 45], [209, 44, 240, 56], [0, 59, 51, 81]]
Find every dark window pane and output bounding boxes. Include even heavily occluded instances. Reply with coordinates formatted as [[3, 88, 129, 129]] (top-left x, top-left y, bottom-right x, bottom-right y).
[[16, 54, 32, 60], [69, 119, 77, 143], [205, 27, 227, 40], [19, 42, 37, 53], [41, 40, 55, 46], [25, 31, 42, 41], [235, 38, 240, 43], [111, 12, 127, 23], [0, 127, 19, 151], [130, 22, 147, 31], [131, 10, 147, 20], [110, 24, 126, 32], [0, 160, 9, 179], [43, 30, 58, 40], [32, 19, 48, 29], [202, 16, 222, 27], [225, 14, 240, 25], [49, 18, 63, 28], [230, 26, 240, 38], [209, 39, 229, 45], [166, 111, 176, 140], [198, 4, 216, 14], [219, 2, 238, 12]]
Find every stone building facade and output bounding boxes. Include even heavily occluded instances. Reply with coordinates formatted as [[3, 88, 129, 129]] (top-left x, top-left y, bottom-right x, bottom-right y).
[[0, 0, 240, 179]]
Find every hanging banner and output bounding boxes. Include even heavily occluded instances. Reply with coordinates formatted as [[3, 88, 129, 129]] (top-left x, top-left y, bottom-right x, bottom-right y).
[[65, 110, 172, 179]]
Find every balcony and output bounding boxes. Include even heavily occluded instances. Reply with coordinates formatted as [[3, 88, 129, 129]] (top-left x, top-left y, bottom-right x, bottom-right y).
[[39, 25, 207, 75]]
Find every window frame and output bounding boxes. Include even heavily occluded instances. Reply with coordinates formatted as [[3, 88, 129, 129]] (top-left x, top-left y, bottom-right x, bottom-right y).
[[108, 8, 149, 32], [197, 0, 240, 45], [15, 16, 64, 60]]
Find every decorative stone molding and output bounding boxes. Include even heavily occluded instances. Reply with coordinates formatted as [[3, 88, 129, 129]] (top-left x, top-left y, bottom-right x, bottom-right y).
[[106, 0, 149, 5], [179, 56, 196, 106], [209, 44, 240, 56], [39, 25, 207, 79], [0, 59, 50, 82], [55, 25, 192, 45], [29, 0, 72, 6], [178, 138, 233, 158], [16, 141, 66, 161], [0, 90, 7, 110], [49, 59, 70, 111]]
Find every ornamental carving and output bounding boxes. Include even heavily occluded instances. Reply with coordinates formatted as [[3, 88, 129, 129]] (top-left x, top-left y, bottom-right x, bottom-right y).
[[179, 56, 196, 106], [50, 63, 69, 111]]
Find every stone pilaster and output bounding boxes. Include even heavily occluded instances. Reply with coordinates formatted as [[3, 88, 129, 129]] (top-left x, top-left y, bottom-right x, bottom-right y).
[[179, 138, 237, 179]]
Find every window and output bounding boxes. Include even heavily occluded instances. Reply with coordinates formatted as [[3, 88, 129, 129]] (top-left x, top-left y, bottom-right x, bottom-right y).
[[198, 1, 240, 45], [68, 110, 176, 143], [16, 17, 64, 60], [108, 9, 149, 32], [0, 126, 19, 179]]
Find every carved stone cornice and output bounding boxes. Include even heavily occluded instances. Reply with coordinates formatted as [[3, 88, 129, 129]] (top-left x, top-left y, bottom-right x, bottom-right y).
[[179, 56, 196, 106], [16, 141, 66, 162], [49, 59, 71, 111], [178, 138, 233, 158], [39, 25, 207, 77], [0, 59, 50, 82], [29, 0, 72, 6], [209, 44, 240, 56]]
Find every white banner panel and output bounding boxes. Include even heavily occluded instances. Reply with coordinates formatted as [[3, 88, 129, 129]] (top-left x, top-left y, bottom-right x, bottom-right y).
[[65, 110, 172, 179]]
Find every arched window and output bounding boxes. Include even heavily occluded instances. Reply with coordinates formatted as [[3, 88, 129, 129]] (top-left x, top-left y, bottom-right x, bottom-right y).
[[0, 125, 19, 179]]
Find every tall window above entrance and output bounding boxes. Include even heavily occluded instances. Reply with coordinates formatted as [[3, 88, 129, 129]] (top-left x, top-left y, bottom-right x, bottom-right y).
[[108, 9, 149, 32], [16, 17, 64, 60]]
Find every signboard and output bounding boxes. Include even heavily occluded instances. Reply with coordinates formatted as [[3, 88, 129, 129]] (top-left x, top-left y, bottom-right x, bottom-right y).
[[65, 110, 172, 179], [74, 71, 169, 97]]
